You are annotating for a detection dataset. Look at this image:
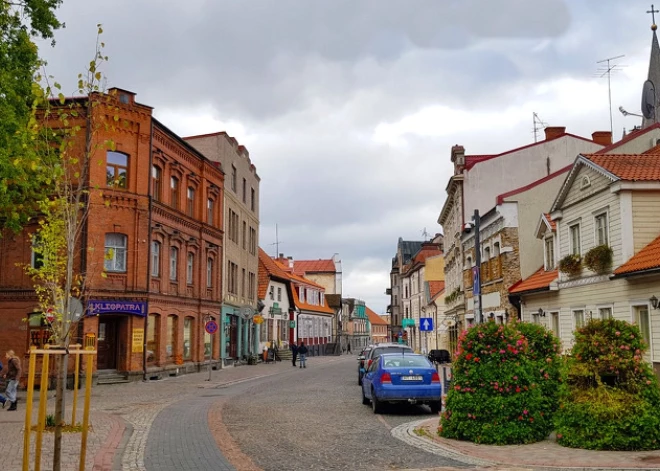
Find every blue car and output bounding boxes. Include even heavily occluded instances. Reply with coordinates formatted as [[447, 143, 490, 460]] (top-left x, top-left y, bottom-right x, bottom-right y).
[[361, 353, 442, 414]]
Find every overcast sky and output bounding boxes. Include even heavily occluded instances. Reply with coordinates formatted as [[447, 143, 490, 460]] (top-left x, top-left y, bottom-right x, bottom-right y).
[[38, 1, 655, 314]]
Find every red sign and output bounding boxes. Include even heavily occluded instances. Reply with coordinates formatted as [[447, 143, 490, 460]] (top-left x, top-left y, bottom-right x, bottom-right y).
[[205, 320, 219, 335]]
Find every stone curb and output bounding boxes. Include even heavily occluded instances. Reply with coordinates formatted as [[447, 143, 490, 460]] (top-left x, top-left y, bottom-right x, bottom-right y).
[[391, 420, 655, 471]]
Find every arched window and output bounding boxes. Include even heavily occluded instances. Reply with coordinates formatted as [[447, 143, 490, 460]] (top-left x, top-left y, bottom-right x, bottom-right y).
[[170, 176, 180, 210], [107, 151, 128, 188], [187, 186, 195, 217], [152, 165, 162, 201], [104, 233, 127, 272]]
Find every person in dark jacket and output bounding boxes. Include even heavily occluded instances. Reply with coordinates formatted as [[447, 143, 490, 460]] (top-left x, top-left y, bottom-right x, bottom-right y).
[[290, 343, 298, 367], [298, 342, 308, 369], [3, 350, 21, 411]]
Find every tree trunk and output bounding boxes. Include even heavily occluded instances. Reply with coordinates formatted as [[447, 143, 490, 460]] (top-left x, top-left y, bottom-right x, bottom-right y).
[[52, 352, 68, 471]]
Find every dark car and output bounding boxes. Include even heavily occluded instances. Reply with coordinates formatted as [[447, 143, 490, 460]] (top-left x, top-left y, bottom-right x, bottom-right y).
[[427, 349, 451, 364], [358, 343, 413, 385], [357, 346, 374, 385], [361, 353, 442, 414]]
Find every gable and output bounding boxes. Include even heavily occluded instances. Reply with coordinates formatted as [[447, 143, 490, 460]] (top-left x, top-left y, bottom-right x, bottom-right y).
[[559, 164, 614, 210]]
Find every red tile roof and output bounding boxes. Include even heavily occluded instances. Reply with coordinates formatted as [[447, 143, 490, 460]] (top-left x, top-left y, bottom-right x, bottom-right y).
[[594, 123, 660, 154], [583, 153, 660, 181], [292, 259, 336, 275], [258, 248, 292, 299], [543, 213, 556, 231], [413, 245, 443, 264], [509, 267, 558, 294], [365, 307, 388, 325], [291, 288, 334, 315], [613, 234, 660, 276], [643, 143, 660, 154], [428, 281, 445, 299]]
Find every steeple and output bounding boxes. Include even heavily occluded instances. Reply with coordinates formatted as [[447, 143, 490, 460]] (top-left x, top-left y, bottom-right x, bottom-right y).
[[642, 5, 660, 128]]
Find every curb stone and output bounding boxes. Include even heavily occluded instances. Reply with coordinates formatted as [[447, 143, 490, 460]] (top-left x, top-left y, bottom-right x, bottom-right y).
[[391, 420, 657, 471]]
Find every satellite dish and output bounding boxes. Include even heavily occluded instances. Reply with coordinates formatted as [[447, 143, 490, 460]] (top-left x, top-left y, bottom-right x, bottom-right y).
[[642, 80, 656, 120]]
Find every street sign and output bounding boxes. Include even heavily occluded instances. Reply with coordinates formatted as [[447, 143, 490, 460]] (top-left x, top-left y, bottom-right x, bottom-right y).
[[419, 318, 434, 332], [205, 320, 219, 335], [472, 266, 481, 296], [253, 315, 264, 325], [402, 318, 415, 328]]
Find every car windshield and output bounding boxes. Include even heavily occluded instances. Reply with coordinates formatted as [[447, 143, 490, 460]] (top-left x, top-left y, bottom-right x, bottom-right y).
[[371, 346, 412, 358], [381, 356, 431, 368]]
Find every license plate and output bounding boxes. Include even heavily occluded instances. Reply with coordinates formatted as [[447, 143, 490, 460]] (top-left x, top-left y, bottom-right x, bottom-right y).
[[402, 375, 423, 381]]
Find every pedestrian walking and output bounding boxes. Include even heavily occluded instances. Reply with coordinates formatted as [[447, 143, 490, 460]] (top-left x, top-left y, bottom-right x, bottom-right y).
[[298, 342, 308, 369], [290, 343, 298, 367], [0, 358, 6, 409], [2, 350, 21, 411], [347, 342, 352, 354]]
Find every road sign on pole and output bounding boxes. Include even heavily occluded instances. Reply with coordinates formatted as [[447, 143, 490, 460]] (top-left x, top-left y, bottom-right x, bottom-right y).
[[205, 320, 219, 335], [419, 318, 433, 332], [472, 266, 481, 296]]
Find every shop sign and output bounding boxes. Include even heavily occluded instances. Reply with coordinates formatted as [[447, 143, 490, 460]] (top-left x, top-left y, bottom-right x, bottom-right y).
[[289, 320, 296, 328], [88, 300, 147, 317], [253, 314, 264, 325], [270, 302, 282, 315], [132, 328, 144, 353]]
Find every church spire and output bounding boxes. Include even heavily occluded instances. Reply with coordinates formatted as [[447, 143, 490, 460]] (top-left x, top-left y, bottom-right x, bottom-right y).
[[642, 5, 660, 128]]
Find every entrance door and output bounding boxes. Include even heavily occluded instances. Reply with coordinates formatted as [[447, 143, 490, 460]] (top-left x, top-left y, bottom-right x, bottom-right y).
[[229, 316, 238, 358], [97, 318, 118, 370]]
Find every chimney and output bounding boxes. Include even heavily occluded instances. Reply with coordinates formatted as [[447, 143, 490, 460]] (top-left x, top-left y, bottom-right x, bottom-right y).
[[544, 127, 566, 141], [279, 253, 284, 258], [591, 131, 612, 146], [287, 256, 294, 269]]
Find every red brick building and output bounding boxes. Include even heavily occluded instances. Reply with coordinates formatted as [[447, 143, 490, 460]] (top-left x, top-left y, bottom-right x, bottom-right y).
[[0, 88, 225, 382]]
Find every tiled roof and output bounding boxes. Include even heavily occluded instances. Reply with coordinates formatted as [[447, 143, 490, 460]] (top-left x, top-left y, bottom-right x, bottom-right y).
[[543, 213, 556, 231], [365, 307, 388, 325], [509, 267, 558, 294], [643, 143, 660, 154], [291, 289, 334, 315], [584, 153, 660, 181], [613, 234, 660, 276], [594, 123, 660, 154], [292, 259, 336, 275], [287, 271, 326, 290], [413, 245, 443, 264], [428, 281, 445, 299], [258, 248, 291, 299]]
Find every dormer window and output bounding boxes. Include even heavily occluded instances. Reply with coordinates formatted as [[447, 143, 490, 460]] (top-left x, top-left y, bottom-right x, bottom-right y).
[[544, 236, 555, 270]]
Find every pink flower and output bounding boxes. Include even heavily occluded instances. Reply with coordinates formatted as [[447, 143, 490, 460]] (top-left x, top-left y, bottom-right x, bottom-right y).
[[523, 410, 528, 415], [615, 331, 621, 336], [557, 434, 563, 439], [513, 376, 518, 380], [647, 380, 652, 385]]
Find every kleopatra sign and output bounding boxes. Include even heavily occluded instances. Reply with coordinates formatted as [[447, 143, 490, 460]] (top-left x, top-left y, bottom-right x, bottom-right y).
[[88, 300, 147, 317]]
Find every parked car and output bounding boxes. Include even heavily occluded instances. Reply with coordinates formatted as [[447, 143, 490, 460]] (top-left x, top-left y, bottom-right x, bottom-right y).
[[361, 353, 442, 414], [427, 349, 451, 364], [358, 343, 413, 386], [357, 346, 374, 385]]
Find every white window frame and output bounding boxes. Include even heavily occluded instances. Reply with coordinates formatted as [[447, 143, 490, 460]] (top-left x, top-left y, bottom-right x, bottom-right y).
[[186, 252, 194, 285], [631, 303, 653, 358], [593, 209, 610, 247], [596, 304, 613, 320], [550, 311, 560, 337], [151, 241, 161, 277], [572, 308, 585, 331], [206, 258, 213, 288], [569, 222, 582, 256], [104, 233, 127, 272], [269, 285, 275, 300], [170, 246, 179, 281], [544, 236, 555, 270]]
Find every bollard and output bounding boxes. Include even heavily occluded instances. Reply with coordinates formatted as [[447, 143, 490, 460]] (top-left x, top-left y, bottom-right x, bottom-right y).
[[35, 346, 50, 471]]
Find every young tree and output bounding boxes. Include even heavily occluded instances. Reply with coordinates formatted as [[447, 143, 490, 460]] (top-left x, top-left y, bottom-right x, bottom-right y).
[[0, 0, 62, 230], [24, 27, 119, 471]]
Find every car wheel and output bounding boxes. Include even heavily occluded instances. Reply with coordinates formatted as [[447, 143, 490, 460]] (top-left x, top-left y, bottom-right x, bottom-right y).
[[362, 388, 369, 405], [371, 390, 382, 414], [429, 401, 441, 414]]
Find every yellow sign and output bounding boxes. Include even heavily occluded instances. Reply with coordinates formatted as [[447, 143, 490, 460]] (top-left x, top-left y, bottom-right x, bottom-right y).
[[253, 315, 264, 325], [132, 328, 144, 353]]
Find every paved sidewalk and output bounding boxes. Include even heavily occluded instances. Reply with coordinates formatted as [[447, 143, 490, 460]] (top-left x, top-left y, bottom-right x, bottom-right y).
[[400, 418, 660, 470], [0, 355, 342, 471]]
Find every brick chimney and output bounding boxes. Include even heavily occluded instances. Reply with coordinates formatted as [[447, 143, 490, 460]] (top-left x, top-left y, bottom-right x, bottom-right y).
[[591, 131, 612, 146], [544, 127, 566, 141]]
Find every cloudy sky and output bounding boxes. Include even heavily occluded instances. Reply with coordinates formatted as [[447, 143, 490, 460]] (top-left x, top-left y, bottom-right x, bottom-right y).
[[38, 1, 656, 314]]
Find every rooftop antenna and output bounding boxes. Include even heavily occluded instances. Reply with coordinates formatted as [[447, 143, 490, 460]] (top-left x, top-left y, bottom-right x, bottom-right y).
[[596, 54, 626, 134], [269, 224, 283, 258], [421, 227, 431, 241], [532, 112, 547, 143]]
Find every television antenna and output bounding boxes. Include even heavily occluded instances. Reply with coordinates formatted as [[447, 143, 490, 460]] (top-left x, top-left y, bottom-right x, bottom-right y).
[[421, 227, 431, 241], [532, 112, 547, 143], [269, 223, 283, 258], [596, 54, 626, 134]]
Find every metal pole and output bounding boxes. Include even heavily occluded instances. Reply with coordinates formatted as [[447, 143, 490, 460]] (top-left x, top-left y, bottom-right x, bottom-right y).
[[474, 209, 483, 324], [35, 346, 50, 471], [79, 350, 94, 471], [72, 345, 80, 426], [22, 349, 37, 471]]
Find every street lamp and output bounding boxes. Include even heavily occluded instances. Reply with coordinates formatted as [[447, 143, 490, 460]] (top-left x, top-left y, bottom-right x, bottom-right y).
[[464, 209, 483, 324]]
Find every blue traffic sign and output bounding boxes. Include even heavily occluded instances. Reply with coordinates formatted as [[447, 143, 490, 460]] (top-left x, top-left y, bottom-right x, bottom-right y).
[[205, 320, 219, 335], [472, 266, 481, 296], [419, 318, 434, 332]]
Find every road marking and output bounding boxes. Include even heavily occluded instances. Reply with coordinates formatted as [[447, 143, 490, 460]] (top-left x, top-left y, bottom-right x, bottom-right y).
[[377, 414, 391, 430]]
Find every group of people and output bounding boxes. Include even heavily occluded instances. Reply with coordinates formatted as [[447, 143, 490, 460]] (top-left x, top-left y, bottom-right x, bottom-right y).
[[0, 350, 21, 411], [289, 342, 308, 368]]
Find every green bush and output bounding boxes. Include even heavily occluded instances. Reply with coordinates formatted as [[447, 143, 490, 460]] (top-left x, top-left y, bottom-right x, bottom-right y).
[[439, 320, 561, 445], [555, 318, 660, 450]]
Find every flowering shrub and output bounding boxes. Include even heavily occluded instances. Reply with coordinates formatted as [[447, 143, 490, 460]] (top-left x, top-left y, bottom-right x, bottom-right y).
[[555, 318, 660, 450], [439, 321, 561, 444]]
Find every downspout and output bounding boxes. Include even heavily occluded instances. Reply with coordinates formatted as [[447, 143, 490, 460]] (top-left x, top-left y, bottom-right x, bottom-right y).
[[143, 118, 154, 381]]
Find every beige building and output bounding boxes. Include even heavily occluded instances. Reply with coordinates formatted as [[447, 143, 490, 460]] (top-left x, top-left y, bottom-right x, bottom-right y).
[[184, 132, 260, 362]]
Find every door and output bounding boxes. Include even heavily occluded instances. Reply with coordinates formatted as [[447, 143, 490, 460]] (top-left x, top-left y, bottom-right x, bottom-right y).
[[229, 316, 238, 358], [97, 318, 118, 370]]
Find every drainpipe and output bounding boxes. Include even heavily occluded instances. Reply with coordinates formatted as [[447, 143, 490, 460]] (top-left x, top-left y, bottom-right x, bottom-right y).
[[143, 118, 154, 381]]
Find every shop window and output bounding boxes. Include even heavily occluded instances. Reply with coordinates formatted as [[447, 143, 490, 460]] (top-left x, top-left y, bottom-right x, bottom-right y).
[[104, 233, 127, 272], [28, 312, 52, 349], [151, 241, 161, 277], [106, 151, 128, 188], [204, 329, 212, 358], [152, 165, 162, 201], [147, 314, 159, 364], [183, 317, 193, 361], [166, 315, 177, 361]]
